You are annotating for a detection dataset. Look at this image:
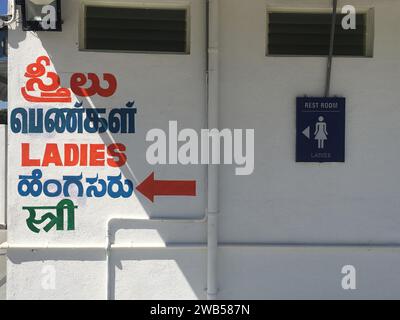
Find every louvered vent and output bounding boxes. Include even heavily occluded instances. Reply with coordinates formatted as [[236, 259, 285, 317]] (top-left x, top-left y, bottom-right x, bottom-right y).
[[268, 12, 366, 56], [85, 6, 188, 53]]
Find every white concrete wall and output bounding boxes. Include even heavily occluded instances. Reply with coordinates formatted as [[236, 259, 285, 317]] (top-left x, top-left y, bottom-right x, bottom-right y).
[[6, 0, 400, 299], [0, 254, 5, 300], [0, 125, 5, 299], [219, 0, 400, 245], [7, 0, 207, 300], [0, 230, 6, 300], [0, 125, 6, 227]]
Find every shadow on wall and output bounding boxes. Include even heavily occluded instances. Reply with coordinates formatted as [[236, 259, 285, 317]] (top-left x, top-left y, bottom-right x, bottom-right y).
[[7, 246, 206, 299], [6, 219, 207, 299], [0, 256, 5, 300], [0, 110, 6, 125], [7, 11, 207, 299], [9, 16, 207, 220]]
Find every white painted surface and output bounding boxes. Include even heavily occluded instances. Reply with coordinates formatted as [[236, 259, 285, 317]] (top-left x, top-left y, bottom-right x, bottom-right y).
[[0, 125, 6, 227], [0, 123, 6, 301], [0, 230, 6, 300], [6, 0, 400, 299], [0, 254, 5, 300], [219, 0, 400, 244], [218, 246, 400, 300]]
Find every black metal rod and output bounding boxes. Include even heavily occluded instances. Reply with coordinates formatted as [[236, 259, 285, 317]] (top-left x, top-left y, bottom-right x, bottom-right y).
[[325, 0, 338, 97]]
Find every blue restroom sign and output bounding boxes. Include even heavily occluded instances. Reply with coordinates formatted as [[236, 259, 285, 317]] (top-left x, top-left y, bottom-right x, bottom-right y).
[[296, 97, 345, 162]]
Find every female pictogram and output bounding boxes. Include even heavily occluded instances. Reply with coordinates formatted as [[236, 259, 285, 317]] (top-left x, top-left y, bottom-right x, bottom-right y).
[[314, 116, 328, 149]]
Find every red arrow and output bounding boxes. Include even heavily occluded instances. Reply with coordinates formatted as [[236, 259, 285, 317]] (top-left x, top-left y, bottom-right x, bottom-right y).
[[136, 172, 197, 202]]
